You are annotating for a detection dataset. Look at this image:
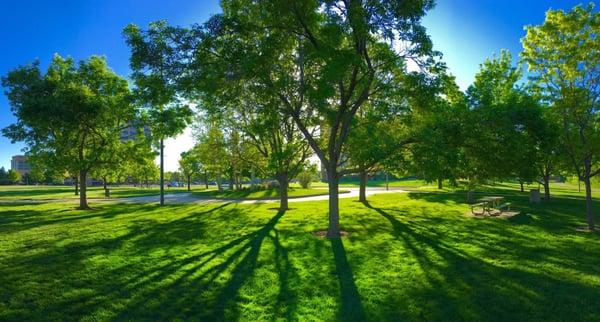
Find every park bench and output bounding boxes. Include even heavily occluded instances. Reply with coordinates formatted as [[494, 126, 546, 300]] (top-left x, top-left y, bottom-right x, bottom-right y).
[[497, 202, 511, 212], [470, 202, 486, 215]]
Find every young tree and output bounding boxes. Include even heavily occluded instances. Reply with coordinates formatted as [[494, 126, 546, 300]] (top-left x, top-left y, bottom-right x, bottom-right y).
[[345, 108, 413, 202], [0, 167, 9, 185], [296, 164, 319, 189], [196, 125, 228, 191], [522, 4, 600, 230], [2, 55, 135, 209], [179, 149, 202, 191], [7, 170, 21, 185], [124, 22, 193, 206]]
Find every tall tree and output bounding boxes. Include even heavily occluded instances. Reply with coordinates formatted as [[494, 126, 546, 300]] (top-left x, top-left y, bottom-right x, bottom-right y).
[[464, 51, 553, 201], [124, 22, 193, 206], [2, 55, 135, 209], [184, 0, 434, 237], [409, 68, 466, 190], [522, 4, 600, 230]]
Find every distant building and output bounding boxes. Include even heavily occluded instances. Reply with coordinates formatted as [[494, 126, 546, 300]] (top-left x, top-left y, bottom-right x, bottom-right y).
[[120, 124, 151, 142], [11, 155, 31, 176]]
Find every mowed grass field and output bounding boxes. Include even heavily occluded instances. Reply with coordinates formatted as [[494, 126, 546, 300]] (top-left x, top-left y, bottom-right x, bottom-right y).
[[0, 185, 191, 201], [0, 183, 599, 321], [192, 187, 349, 200]]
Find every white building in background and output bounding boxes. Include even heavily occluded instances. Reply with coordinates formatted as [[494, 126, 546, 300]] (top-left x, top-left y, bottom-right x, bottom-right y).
[[11, 155, 31, 176]]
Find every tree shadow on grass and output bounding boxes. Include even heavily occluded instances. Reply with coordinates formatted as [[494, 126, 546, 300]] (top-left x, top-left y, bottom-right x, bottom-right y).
[[0, 203, 191, 234], [104, 208, 293, 320], [362, 200, 600, 321], [330, 237, 367, 322]]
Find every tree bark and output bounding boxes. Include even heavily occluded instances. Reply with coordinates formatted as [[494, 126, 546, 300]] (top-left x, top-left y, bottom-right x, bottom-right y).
[[216, 172, 223, 191], [103, 176, 109, 197], [437, 177, 443, 190], [385, 172, 389, 191], [229, 172, 235, 191], [204, 170, 209, 189], [359, 169, 367, 203], [79, 170, 89, 209], [277, 172, 289, 211], [160, 138, 165, 206], [187, 175, 191, 191], [74, 176, 79, 195], [326, 169, 341, 238], [543, 175, 550, 200], [519, 181, 524, 192]]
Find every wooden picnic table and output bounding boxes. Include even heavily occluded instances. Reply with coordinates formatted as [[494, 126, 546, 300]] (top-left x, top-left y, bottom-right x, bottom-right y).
[[472, 196, 510, 215]]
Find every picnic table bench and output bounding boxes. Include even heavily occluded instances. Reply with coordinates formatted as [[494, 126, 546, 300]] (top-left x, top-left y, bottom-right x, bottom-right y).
[[471, 196, 511, 216]]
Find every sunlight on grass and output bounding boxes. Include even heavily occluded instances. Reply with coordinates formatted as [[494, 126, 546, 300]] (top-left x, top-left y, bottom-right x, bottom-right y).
[[0, 185, 192, 200], [1, 184, 599, 320]]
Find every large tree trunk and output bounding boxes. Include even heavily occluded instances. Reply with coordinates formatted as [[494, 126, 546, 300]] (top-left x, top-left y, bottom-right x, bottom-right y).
[[358, 169, 367, 203], [103, 176, 109, 197], [229, 172, 235, 191], [437, 177, 443, 190], [79, 170, 89, 210], [74, 176, 79, 195], [216, 172, 223, 191], [543, 176, 551, 200], [277, 172, 289, 211], [326, 169, 341, 238], [159, 138, 165, 206], [187, 175, 191, 191]]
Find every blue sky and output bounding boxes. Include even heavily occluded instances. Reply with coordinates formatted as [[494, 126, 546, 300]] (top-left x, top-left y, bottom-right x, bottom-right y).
[[0, 0, 587, 170]]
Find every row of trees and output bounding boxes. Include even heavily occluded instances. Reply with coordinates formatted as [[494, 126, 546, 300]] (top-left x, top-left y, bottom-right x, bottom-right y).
[[123, 2, 599, 233], [2, 2, 598, 232], [0, 55, 180, 208], [0, 167, 20, 185]]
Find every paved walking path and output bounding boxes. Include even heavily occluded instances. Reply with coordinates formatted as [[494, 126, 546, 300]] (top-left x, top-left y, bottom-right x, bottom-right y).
[[0, 187, 406, 204], [102, 187, 405, 205], [0, 187, 406, 205]]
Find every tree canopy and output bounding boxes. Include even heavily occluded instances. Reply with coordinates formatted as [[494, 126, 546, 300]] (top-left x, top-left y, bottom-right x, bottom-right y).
[[2, 55, 136, 208]]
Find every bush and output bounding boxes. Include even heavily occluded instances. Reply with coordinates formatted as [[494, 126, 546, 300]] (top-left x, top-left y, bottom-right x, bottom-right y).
[[296, 171, 314, 189], [261, 180, 279, 189]]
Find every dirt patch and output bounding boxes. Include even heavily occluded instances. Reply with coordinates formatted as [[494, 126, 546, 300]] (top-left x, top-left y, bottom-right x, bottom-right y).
[[312, 230, 350, 237], [466, 211, 521, 219], [574, 226, 598, 233]]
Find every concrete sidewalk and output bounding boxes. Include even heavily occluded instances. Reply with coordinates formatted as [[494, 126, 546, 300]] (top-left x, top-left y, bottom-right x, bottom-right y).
[[103, 187, 406, 205]]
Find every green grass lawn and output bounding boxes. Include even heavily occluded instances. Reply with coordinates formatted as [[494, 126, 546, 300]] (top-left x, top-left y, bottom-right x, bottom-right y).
[[192, 187, 347, 200], [308, 179, 428, 188], [1, 183, 599, 321], [0, 185, 191, 200]]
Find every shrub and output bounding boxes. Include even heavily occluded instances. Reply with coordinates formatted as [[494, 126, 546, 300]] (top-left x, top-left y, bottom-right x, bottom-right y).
[[296, 171, 313, 189]]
